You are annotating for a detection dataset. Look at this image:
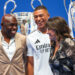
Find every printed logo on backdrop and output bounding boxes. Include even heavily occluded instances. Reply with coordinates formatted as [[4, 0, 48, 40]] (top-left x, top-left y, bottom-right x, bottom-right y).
[[64, 0, 75, 39], [4, 0, 43, 35]]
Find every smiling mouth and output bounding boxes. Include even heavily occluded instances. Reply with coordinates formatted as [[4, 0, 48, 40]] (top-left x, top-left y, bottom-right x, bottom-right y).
[[11, 30, 16, 34], [38, 22, 43, 25]]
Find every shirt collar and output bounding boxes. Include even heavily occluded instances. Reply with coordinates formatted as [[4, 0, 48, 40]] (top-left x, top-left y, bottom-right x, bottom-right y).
[[1, 35, 15, 44]]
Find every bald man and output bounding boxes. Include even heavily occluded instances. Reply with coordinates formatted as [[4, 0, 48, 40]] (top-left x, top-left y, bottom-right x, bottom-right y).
[[0, 14, 26, 75]]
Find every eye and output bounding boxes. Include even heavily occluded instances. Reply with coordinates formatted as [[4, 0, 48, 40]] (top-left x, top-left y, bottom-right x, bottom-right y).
[[9, 23, 17, 26], [34, 15, 38, 18], [39, 14, 43, 17]]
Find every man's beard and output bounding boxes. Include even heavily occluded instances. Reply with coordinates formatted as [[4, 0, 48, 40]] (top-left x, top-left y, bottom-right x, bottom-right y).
[[6, 30, 15, 39]]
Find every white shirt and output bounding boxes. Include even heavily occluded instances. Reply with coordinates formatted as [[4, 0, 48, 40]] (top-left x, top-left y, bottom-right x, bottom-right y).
[[27, 30, 53, 75], [1, 37, 16, 61]]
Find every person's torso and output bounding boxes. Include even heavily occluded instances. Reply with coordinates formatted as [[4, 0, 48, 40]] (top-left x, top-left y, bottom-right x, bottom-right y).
[[49, 38, 75, 75], [0, 32, 26, 75], [28, 30, 53, 75]]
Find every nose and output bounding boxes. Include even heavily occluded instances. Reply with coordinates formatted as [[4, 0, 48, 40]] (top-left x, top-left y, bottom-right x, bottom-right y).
[[37, 16, 41, 21], [13, 25, 17, 28], [12, 25, 17, 29]]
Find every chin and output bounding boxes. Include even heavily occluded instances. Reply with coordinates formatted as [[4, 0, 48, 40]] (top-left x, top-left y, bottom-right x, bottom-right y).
[[9, 34, 15, 38], [39, 26, 45, 29]]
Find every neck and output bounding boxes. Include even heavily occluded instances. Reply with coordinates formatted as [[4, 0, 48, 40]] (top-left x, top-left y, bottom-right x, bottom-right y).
[[1, 31, 10, 43], [38, 27, 48, 34], [4, 38, 10, 43]]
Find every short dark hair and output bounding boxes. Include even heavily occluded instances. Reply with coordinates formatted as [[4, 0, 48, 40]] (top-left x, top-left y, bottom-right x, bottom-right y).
[[34, 5, 48, 11]]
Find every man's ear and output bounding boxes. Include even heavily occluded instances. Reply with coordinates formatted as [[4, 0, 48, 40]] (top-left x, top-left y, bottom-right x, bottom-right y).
[[1, 23, 3, 26], [47, 13, 50, 19], [1, 22, 4, 26]]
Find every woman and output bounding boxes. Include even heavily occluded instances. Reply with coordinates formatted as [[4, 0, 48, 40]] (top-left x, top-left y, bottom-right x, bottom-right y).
[[46, 17, 75, 75]]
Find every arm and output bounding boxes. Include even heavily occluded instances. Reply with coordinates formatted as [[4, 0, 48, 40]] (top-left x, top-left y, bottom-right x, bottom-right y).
[[27, 56, 34, 75], [26, 36, 34, 75]]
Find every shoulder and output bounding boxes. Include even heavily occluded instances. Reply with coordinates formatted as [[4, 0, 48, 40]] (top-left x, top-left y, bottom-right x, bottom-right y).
[[15, 33, 26, 42], [29, 30, 38, 36], [27, 30, 39, 39], [16, 33, 26, 38], [27, 30, 43, 44], [64, 38, 75, 46], [61, 38, 75, 48], [62, 38, 75, 56]]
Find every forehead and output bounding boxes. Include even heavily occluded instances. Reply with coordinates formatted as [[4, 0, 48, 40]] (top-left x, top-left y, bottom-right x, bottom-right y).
[[33, 9, 48, 16], [3, 16, 17, 23]]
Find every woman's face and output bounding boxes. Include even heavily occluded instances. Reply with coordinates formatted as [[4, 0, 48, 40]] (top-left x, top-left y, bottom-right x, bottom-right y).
[[48, 29, 57, 41]]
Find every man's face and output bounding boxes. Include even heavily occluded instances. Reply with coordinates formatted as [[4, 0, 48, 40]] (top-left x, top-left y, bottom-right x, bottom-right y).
[[34, 9, 49, 30], [2, 16, 18, 39]]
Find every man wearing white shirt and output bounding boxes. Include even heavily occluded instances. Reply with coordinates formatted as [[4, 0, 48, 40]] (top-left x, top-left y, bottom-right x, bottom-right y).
[[27, 6, 53, 75], [0, 14, 26, 75]]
